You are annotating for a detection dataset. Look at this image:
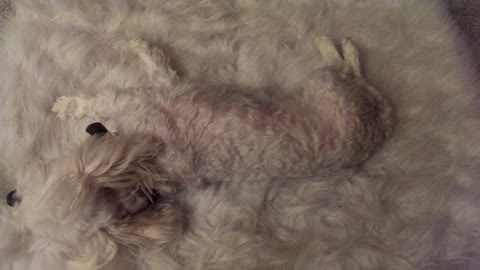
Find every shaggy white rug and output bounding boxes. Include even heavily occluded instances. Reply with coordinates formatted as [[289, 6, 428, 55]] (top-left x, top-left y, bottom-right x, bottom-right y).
[[1, 0, 480, 269]]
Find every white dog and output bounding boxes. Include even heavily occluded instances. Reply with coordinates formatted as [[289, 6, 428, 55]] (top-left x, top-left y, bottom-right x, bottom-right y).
[[2, 36, 392, 270], [52, 37, 392, 179]]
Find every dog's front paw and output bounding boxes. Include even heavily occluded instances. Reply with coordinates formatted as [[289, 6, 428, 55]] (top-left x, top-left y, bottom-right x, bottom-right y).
[[129, 38, 150, 54], [52, 96, 73, 120], [52, 95, 91, 120]]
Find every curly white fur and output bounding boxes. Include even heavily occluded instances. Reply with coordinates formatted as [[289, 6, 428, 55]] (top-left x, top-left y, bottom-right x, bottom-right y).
[[1, 0, 480, 270], [53, 37, 392, 176]]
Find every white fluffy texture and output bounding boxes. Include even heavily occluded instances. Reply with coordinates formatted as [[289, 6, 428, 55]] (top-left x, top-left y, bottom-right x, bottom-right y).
[[1, 0, 480, 269]]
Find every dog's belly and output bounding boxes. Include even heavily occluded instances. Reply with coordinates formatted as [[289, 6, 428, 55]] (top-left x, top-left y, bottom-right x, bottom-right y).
[[171, 87, 343, 181]]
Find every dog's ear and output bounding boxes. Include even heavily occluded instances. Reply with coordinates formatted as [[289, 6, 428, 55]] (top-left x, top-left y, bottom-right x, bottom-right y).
[[86, 122, 109, 136]]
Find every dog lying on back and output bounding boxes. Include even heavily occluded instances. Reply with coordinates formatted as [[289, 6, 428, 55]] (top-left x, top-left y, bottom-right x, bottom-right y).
[[5, 37, 392, 269]]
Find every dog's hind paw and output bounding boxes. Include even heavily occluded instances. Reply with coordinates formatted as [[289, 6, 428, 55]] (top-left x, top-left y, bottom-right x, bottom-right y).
[[341, 38, 362, 78], [314, 35, 342, 64]]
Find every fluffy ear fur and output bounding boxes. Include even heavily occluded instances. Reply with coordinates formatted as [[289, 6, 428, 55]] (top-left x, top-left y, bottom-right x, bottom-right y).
[[70, 134, 184, 248]]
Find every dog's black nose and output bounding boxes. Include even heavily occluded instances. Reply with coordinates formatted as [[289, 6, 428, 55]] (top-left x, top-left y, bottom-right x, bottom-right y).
[[86, 122, 109, 136], [6, 190, 18, 207]]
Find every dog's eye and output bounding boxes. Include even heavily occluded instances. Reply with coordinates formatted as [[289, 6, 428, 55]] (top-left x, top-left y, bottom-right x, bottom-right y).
[[6, 190, 20, 207]]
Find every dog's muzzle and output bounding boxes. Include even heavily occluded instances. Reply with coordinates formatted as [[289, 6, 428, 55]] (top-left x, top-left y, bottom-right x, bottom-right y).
[[6, 190, 20, 207]]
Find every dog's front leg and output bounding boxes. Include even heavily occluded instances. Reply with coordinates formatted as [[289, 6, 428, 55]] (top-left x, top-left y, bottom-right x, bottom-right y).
[[52, 37, 178, 121], [52, 89, 123, 120]]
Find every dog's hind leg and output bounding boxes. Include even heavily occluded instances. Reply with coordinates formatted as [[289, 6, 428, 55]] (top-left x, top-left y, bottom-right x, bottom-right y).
[[314, 36, 343, 66], [315, 36, 362, 77], [294, 37, 393, 168], [341, 38, 362, 78], [339, 38, 393, 135]]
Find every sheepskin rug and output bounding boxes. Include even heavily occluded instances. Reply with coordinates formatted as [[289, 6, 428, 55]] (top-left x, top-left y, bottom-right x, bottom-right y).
[[1, 0, 480, 269]]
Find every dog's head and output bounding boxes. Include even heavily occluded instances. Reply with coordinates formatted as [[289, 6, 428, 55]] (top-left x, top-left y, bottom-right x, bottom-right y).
[[1, 123, 183, 269]]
